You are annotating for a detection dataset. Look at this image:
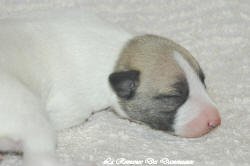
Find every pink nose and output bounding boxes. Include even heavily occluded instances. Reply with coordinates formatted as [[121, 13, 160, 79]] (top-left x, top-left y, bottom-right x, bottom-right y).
[[180, 106, 221, 138]]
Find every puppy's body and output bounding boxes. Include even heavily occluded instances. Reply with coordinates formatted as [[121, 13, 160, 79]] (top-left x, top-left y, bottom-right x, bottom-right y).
[[0, 10, 220, 166], [0, 10, 130, 130]]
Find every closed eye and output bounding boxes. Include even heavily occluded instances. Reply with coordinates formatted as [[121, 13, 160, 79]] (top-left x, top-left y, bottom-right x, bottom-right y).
[[153, 79, 189, 104], [153, 93, 182, 100]]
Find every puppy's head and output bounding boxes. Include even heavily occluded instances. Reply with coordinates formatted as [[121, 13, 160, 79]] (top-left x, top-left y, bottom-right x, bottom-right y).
[[109, 35, 221, 138]]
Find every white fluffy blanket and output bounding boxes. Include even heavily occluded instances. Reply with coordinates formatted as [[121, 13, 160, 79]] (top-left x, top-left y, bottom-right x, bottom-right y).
[[0, 0, 249, 166]]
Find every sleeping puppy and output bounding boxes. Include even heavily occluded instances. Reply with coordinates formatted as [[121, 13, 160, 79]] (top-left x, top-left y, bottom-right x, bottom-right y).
[[0, 9, 220, 166]]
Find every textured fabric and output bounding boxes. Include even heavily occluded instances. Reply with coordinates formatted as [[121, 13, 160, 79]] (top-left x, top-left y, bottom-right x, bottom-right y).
[[0, 0, 249, 166]]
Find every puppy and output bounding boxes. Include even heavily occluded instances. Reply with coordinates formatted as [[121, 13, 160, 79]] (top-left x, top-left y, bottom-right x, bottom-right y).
[[0, 9, 221, 166]]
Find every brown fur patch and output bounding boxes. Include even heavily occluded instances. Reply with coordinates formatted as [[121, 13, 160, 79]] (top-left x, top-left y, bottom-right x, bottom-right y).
[[114, 34, 202, 95]]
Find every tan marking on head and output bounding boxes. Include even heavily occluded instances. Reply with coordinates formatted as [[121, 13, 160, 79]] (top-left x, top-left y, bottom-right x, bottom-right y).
[[114, 34, 202, 95]]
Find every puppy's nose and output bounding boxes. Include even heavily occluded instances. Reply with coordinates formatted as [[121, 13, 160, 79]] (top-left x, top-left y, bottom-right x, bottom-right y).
[[208, 118, 221, 129], [180, 106, 221, 138]]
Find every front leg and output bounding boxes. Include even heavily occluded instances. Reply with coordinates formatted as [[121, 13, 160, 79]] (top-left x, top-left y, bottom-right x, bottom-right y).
[[0, 71, 65, 166]]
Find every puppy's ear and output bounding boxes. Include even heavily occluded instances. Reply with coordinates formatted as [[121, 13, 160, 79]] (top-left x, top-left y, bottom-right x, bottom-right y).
[[109, 70, 140, 99]]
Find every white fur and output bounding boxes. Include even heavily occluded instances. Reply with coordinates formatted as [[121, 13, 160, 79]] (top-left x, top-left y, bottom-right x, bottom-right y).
[[172, 51, 217, 135], [0, 9, 131, 166]]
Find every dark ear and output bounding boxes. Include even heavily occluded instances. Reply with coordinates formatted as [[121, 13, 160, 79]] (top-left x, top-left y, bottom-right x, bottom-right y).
[[109, 70, 140, 99]]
